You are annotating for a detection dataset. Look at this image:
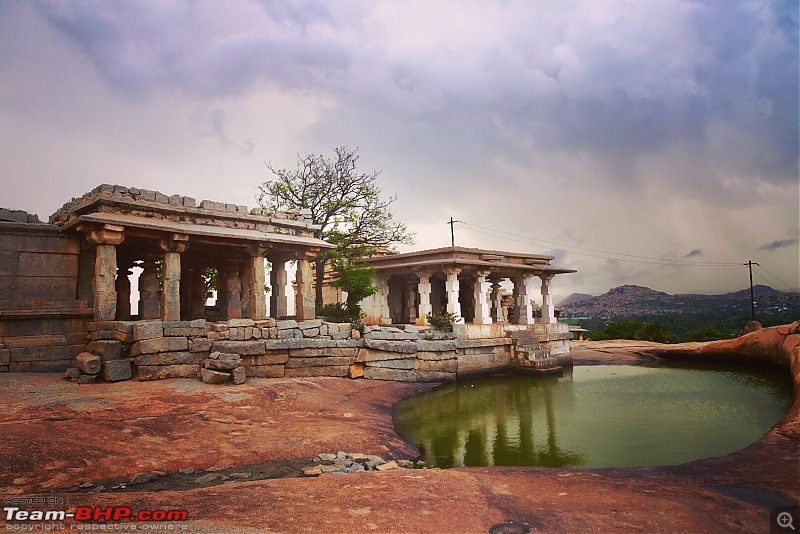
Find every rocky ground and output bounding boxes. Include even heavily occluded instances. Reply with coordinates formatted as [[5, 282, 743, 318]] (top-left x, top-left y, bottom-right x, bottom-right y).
[[0, 324, 797, 533]]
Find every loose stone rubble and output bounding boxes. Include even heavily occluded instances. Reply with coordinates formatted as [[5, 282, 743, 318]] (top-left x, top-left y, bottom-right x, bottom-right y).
[[302, 451, 425, 476]]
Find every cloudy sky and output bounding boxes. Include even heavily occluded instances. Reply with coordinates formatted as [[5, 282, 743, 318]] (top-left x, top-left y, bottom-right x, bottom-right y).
[[1, 0, 797, 300]]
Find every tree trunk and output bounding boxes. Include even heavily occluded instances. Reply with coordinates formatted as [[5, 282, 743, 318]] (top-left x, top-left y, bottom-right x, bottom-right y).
[[315, 257, 326, 308]]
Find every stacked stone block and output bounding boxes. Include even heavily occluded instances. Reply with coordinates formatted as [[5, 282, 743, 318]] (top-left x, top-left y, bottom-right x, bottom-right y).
[[201, 352, 246, 384]]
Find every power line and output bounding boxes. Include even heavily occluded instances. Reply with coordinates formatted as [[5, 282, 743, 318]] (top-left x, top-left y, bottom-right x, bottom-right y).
[[754, 264, 797, 293], [456, 220, 742, 267]]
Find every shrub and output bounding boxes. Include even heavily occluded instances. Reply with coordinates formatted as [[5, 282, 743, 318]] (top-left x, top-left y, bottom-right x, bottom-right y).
[[426, 311, 459, 331]]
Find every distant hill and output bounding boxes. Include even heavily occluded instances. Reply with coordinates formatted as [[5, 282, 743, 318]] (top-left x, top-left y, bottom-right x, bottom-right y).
[[560, 284, 799, 331], [558, 293, 594, 306]]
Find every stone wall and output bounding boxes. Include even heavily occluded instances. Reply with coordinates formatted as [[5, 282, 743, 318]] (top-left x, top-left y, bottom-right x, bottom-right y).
[[73, 319, 521, 384], [0, 222, 90, 372]]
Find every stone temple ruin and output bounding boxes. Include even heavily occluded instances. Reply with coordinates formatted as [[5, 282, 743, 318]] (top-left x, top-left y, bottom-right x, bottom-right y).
[[0, 185, 576, 384]]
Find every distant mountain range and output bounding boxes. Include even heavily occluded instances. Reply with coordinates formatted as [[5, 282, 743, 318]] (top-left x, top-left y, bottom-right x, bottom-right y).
[[559, 284, 799, 326]]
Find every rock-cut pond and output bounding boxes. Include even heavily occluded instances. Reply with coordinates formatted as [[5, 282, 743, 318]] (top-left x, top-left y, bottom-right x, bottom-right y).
[[392, 363, 793, 469]]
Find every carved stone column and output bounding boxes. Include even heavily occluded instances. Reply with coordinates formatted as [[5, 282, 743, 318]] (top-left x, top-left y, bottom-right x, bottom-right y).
[[294, 253, 315, 321], [189, 266, 207, 320], [540, 274, 556, 324], [246, 245, 268, 320], [269, 255, 288, 319], [514, 274, 535, 325], [139, 257, 161, 320], [444, 267, 464, 324], [160, 234, 188, 322], [404, 283, 417, 323], [490, 277, 503, 323], [115, 257, 133, 321], [86, 225, 125, 321], [376, 274, 391, 325], [222, 260, 243, 320], [415, 271, 433, 326], [473, 270, 493, 324]]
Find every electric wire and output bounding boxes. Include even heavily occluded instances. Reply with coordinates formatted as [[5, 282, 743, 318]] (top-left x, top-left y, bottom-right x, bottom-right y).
[[455, 221, 742, 267], [754, 264, 797, 293]]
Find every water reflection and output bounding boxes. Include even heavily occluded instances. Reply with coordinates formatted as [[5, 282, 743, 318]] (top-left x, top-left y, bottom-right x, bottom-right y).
[[393, 364, 792, 469]]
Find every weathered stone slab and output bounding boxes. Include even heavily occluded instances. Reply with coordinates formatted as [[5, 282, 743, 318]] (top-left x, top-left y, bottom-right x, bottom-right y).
[[288, 347, 358, 358], [245, 365, 284, 378], [416, 371, 456, 383], [132, 321, 163, 341], [417, 350, 459, 361], [298, 319, 322, 330], [356, 348, 410, 362], [232, 366, 246, 384], [189, 338, 212, 353], [335, 339, 363, 348], [285, 356, 355, 368], [416, 340, 458, 352], [138, 364, 201, 381], [8, 345, 84, 362], [348, 363, 365, 379], [87, 340, 122, 361], [265, 339, 338, 350], [363, 340, 417, 353], [276, 320, 299, 330], [130, 337, 188, 356], [0, 348, 9, 366], [164, 327, 207, 337], [206, 358, 240, 371], [460, 346, 509, 357], [133, 351, 203, 366], [10, 360, 71, 372], [284, 365, 349, 378], [415, 359, 457, 373], [201, 368, 230, 384], [102, 359, 132, 381], [77, 374, 97, 384], [163, 320, 206, 329], [363, 367, 416, 382], [210, 340, 266, 355], [366, 359, 414, 370], [301, 328, 320, 338], [76, 352, 101, 375], [241, 354, 288, 366]]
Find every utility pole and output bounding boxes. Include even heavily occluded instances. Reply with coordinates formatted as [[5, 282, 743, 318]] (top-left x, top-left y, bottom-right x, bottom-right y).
[[448, 217, 460, 247], [745, 260, 759, 321]]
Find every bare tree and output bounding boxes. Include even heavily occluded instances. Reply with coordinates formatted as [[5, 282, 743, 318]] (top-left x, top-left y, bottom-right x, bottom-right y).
[[257, 146, 414, 306]]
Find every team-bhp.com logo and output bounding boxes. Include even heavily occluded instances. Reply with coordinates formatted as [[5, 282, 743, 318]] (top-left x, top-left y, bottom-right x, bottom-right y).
[[4, 506, 188, 522]]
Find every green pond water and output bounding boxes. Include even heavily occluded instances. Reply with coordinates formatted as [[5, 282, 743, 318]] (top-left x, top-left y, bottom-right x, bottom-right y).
[[392, 363, 794, 469]]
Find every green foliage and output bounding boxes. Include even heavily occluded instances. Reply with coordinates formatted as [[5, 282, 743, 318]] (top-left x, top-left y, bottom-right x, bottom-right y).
[[202, 267, 217, 292], [588, 320, 671, 343], [426, 311, 459, 331], [257, 146, 415, 304], [587, 319, 740, 343], [330, 261, 378, 319], [316, 303, 360, 323]]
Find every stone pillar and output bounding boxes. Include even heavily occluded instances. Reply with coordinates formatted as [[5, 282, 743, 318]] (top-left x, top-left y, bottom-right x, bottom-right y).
[[222, 261, 243, 320], [139, 258, 161, 320], [514, 274, 534, 325], [85, 225, 125, 321], [473, 270, 493, 324], [540, 274, 556, 324], [295, 255, 315, 321], [115, 262, 133, 321], [376, 274, 391, 325], [416, 271, 433, 325], [269, 256, 288, 319], [159, 234, 188, 322], [405, 283, 417, 323], [444, 268, 464, 324], [189, 267, 207, 320], [246, 247, 268, 320], [490, 277, 503, 323]]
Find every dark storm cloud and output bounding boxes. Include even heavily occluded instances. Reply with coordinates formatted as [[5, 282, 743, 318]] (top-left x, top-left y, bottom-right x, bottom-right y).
[[758, 237, 800, 252]]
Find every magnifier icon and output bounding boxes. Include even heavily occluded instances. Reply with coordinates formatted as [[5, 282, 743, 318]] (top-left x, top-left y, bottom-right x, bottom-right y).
[[778, 511, 796, 531]]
